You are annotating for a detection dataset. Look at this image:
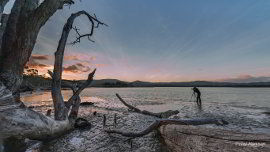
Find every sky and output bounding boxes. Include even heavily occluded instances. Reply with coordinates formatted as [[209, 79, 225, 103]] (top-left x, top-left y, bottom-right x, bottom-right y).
[[5, 0, 270, 82]]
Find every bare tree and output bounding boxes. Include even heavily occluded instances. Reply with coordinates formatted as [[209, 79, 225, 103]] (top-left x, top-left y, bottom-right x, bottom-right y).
[[0, 0, 106, 151]]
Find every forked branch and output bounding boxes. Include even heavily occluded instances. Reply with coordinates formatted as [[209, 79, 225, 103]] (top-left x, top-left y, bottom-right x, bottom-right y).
[[52, 10, 105, 120], [66, 69, 96, 109]]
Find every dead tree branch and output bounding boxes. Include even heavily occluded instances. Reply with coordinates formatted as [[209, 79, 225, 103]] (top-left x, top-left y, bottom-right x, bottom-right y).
[[52, 9, 105, 120], [116, 93, 179, 118], [70, 11, 108, 45], [32, 0, 75, 27], [67, 69, 96, 118], [48, 68, 95, 119], [109, 93, 228, 138], [67, 69, 95, 107], [105, 118, 228, 137]]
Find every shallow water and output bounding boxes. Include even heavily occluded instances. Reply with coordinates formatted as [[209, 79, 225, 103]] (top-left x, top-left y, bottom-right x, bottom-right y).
[[22, 87, 270, 107], [21, 87, 270, 134]]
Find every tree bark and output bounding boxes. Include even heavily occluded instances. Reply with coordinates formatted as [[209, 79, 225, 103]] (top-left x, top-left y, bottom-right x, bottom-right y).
[[0, 0, 73, 100], [0, 81, 73, 152], [0, 0, 9, 52], [0, 0, 38, 96], [0, 0, 9, 20], [69, 86, 81, 119]]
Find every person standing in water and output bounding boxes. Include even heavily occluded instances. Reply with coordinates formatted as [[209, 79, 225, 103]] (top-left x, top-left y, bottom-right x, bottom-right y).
[[192, 87, 201, 106]]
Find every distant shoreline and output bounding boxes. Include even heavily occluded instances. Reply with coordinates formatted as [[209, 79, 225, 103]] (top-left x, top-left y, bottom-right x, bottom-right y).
[[90, 85, 270, 88], [21, 86, 270, 94], [20, 75, 270, 92]]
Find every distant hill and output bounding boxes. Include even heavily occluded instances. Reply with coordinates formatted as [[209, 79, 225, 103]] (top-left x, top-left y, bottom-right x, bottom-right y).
[[21, 75, 270, 92], [21, 76, 130, 91], [129, 81, 270, 87]]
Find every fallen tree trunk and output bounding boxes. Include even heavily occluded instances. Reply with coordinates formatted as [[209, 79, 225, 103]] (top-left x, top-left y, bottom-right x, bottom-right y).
[[0, 104, 73, 141], [116, 93, 179, 118], [0, 71, 95, 140], [0, 82, 74, 152], [105, 118, 228, 137]]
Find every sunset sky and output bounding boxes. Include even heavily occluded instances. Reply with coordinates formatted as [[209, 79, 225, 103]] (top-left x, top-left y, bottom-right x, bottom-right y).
[[5, 0, 270, 82]]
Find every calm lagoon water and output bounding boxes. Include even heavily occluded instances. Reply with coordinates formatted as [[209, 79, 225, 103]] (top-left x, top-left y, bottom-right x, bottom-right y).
[[21, 87, 270, 134]]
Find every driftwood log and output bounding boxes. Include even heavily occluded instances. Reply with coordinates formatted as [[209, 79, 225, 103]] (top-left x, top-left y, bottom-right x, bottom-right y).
[[116, 93, 179, 118], [105, 94, 228, 137], [105, 118, 228, 137]]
